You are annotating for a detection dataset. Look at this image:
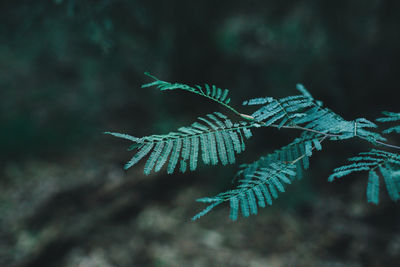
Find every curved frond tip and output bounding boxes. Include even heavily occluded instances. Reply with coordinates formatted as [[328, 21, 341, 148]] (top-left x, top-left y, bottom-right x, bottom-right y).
[[329, 149, 400, 203], [377, 111, 400, 134], [142, 73, 233, 106], [192, 162, 297, 221]]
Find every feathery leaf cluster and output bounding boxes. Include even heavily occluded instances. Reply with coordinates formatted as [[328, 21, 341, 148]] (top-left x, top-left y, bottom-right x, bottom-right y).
[[192, 132, 324, 220], [377, 111, 400, 134], [237, 132, 323, 181], [192, 162, 297, 221], [329, 149, 400, 204], [141, 72, 240, 117], [106, 74, 400, 221], [105, 112, 256, 175], [242, 85, 316, 127], [244, 86, 384, 143]]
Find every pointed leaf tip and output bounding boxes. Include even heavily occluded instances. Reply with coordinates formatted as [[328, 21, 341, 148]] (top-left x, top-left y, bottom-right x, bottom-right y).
[[296, 83, 313, 99], [104, 132, 139, 142], [144, 72, 159, 81]]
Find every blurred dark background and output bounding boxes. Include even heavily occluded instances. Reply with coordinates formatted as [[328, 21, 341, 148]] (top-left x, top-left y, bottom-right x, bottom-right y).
[[1, 0, 400, 266]]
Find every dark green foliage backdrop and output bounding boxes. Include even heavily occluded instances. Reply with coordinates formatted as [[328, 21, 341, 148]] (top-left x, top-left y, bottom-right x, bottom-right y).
[[1, 1, 400, 266]]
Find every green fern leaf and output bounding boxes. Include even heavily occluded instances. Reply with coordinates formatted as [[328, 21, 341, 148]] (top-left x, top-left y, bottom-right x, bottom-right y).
[[180, 160, 187, 173], [190, 136, 200, 171], [380, 165, 400, 201], [239, 193, 250, 217], [142, 73, 233, 106], [367, 170, 380, 204], [191, 201, 223, 221], [377, 111, 400, 134], [329, 149, 400, 204], [222, 131, 236, 164], [124, 143, 154, 170], [199, 134, 210, 164], [215, 131, 228, 165], [377, 111, 400, 122], [296, 83, 313, 99], [243, 92, 314, 127], [205, 84, 211, 95], [253, 186, 266, 208], [247, 190, 258, 215], [106, 112, 256, 175], [167, 139, 182, 174], [103, 132, 139, 142], [108, 75, 400, 222], [182, 137, 191, 159], [260, 183, 273, 205], [207, 132, 219, 165], [155, 140, 174, 172], [144, 142, 165, 175], [192, 162, 297, 220], [229, 197, 239, 221], [268, 181, 279, 199], [211, 85, 216, 98], [236, 132, 322, 183], [243, 85, 385, 143]]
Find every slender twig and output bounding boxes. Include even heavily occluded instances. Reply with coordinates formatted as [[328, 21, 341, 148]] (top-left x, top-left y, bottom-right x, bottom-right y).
[[272, 124, 341, 138], [372, 140, 400, 150]]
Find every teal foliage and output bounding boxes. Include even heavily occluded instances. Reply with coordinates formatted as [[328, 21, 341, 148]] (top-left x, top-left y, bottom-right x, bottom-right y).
[[367, 170, 380, 205], [192, 162, 297, 221], [105, 112, 256, 174], [242, 87, 316, 127], [192, 132, 324, 220], [243, 84, 385, 143], [377, 111, 400, 134], [329, 149, 400, 203], [142, 73, 234, 109], [236, 132, 323, 181], [107, 75, 400, 221]]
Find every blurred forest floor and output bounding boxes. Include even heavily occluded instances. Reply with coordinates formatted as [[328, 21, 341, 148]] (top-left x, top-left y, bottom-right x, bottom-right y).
[[1, 0, 400, 266], [2, 142, 400, 267]]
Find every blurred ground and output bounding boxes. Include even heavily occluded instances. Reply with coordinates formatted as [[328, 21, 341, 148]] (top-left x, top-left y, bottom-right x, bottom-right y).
[[1, 143, 400, 267], [1, 1, 400, 266]]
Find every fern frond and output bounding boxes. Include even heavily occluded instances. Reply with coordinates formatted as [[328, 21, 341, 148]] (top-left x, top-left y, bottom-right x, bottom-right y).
[[242, 93, 315, 127], [192, 132, 326, 221], [329, 149, 400, 203], [384, 126, 400, 134], [107, 74, 400, 222], [105, 112, 258, 175], [377, 111, 400, 122], [141, 73, 247, 119], [293, 106, 384, 142], [236, 132, 323, 182], [192, 162, 297, 221], [243, 84, 385, 143], [377, 111, 400, 134], [103, 132, 139, 142]]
